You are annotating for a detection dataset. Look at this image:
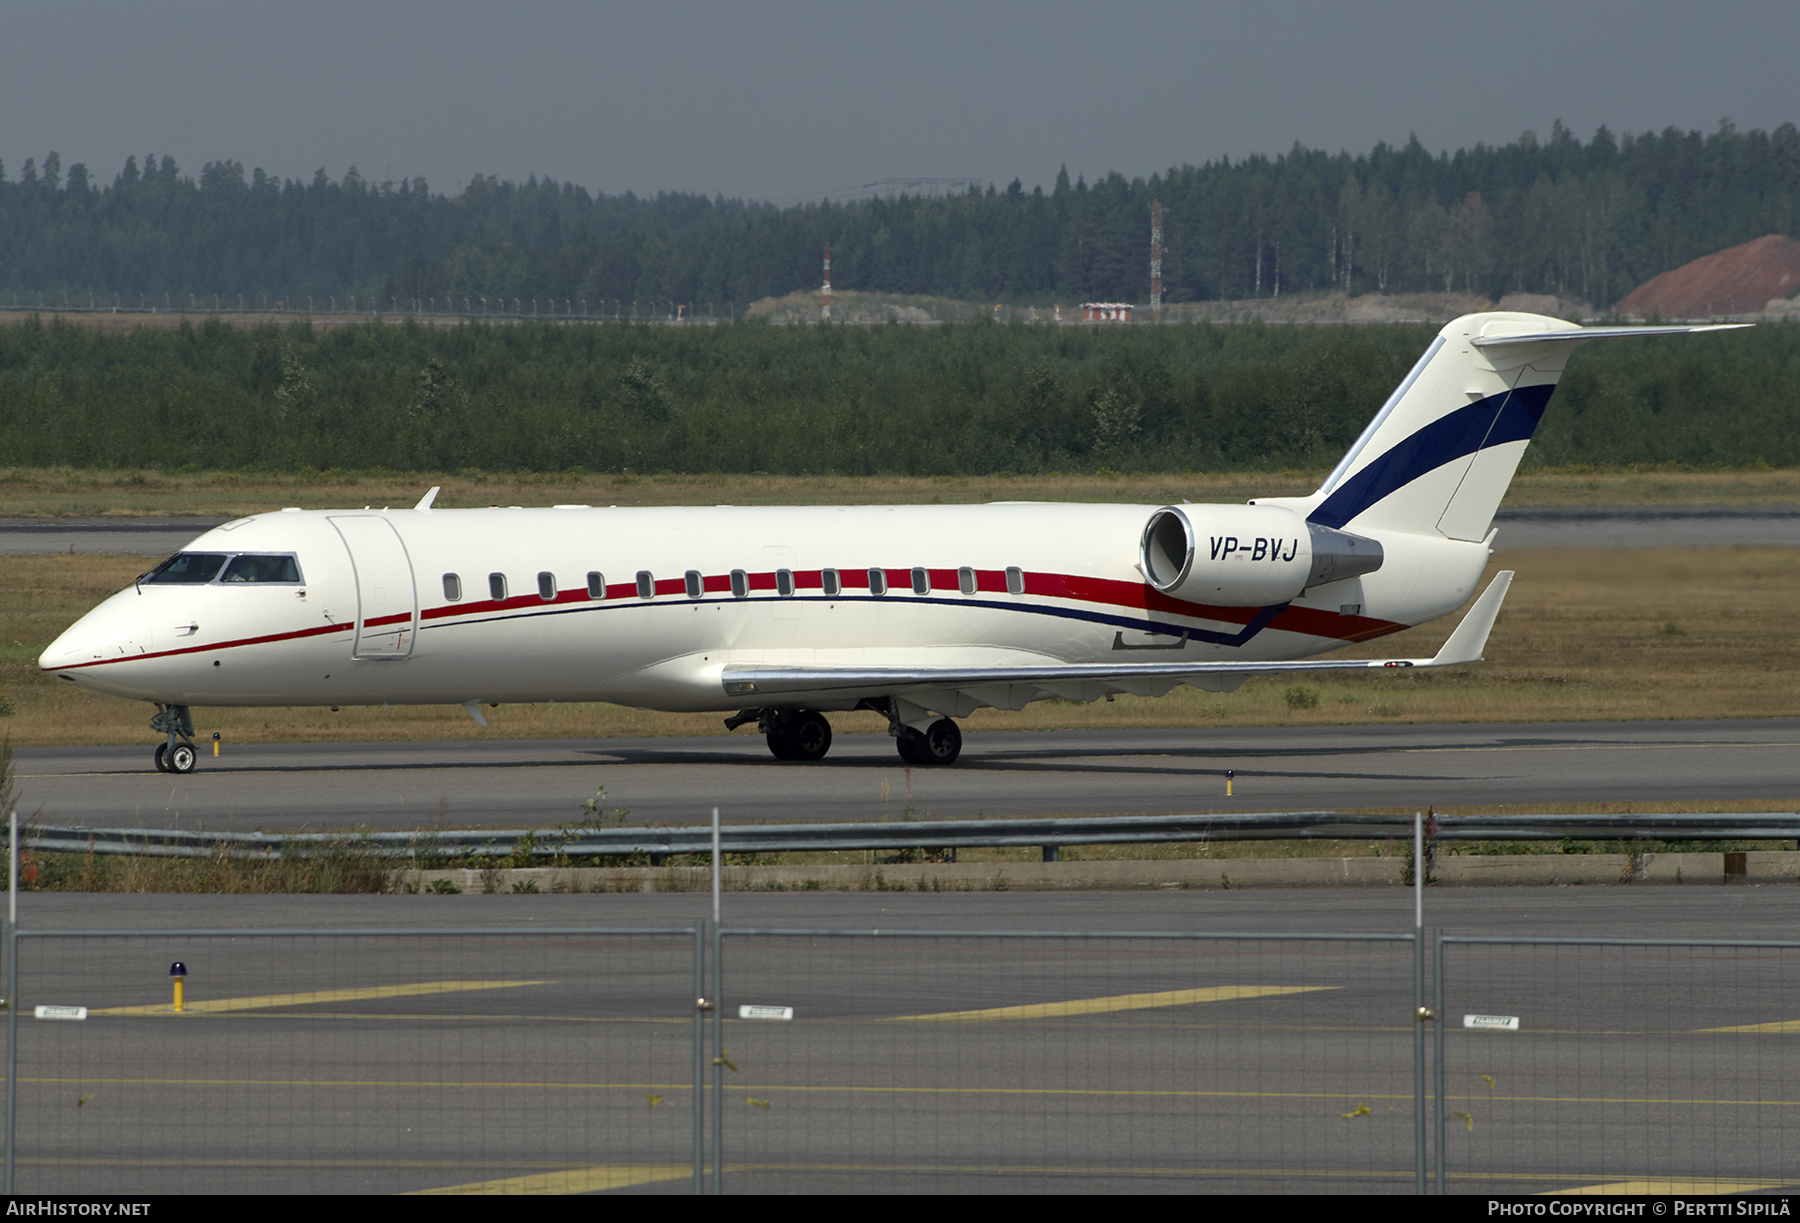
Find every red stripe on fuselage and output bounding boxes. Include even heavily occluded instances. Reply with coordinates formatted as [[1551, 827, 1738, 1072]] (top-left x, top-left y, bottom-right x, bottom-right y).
[[47, 566, 1405, 674]]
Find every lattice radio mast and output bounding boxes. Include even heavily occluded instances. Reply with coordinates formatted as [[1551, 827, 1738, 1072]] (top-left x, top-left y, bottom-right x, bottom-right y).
[[1149, 200, 1163, 321]]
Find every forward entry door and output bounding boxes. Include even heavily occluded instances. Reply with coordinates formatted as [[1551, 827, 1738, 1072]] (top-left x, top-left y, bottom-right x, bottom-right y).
[[329, 515, 419, 659]]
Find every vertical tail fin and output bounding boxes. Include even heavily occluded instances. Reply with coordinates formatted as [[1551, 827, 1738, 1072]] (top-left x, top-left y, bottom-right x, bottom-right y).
[[1295, 313, 1746, 542]]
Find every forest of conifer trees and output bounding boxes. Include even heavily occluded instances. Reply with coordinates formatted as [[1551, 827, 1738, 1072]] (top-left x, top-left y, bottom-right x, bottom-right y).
[[2, 121, 1796, 313]]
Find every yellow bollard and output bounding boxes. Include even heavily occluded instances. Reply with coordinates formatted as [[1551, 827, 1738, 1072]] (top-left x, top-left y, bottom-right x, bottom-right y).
[[212, 732, 220, 757], [170, 961, 187, 1012], [1226, 769, 1234, 797]]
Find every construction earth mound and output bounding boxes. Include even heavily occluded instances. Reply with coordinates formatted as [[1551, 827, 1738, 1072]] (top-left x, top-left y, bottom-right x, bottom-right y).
[[1617, 234, 1800, 320]]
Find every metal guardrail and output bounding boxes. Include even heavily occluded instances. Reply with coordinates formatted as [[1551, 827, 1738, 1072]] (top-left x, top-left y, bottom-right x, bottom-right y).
[[22, 811, 1800, 862]]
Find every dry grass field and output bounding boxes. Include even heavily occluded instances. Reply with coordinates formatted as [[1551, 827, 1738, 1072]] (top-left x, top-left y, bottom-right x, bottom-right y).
[[3, 545, 1795, 748], [2, 465, 1799, 521]]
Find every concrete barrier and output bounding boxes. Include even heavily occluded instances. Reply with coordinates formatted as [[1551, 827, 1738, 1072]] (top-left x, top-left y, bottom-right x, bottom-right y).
[[389, 850, 1800, 894]]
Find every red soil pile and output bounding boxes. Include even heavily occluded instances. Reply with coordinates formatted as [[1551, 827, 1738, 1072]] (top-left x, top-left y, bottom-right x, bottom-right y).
[[1617, 234, 1800, 318]]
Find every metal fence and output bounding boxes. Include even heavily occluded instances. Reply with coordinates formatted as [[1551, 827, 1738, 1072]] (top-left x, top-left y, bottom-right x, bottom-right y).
[[4, 928, 705, 1195], [709, 929, 1422, 1194], [1434, 936, 1800, 1196], [4, 924, 1798, 1194]]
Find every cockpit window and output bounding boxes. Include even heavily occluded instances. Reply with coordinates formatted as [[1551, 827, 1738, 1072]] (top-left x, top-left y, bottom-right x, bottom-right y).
[[143, 553, 228, 584], [220, 554, 302, 583], [143, 552, 302, 585]]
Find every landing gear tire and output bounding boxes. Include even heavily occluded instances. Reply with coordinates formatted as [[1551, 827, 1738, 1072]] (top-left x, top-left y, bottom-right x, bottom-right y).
[[765, 710, 834, 761], [786, 711, 832, 761], [167, 743, 198, 774], [154, 744, 170, 773], [895, 727, 927, 765], [919, 718, 962, 766]]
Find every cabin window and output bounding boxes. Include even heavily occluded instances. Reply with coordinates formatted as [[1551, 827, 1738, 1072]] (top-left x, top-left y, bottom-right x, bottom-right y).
[[730, 569, 748, 599], [958, 567, 976, 595], [636, 571, 654, 599], [489, 573, 508, 601], [685, 570, 703, 599], [822, 568, 841, 597], [587, 571, 605, 598], [868, 567, 888, 596], [538, 572, 557, 601], [911, 567, 930, 595], [443, 573, 462, 601], [776, 568, 794, 597], [1006, 566, 1024, 595]]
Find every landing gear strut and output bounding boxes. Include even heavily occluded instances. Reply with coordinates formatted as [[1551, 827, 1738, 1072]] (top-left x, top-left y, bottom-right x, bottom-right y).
[[151, 704, 199, 774]]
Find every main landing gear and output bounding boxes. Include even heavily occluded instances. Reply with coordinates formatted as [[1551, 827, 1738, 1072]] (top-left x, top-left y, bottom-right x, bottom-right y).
[[896, 717, 962, 766], [151, 704, 199, 774], [724, 705, 964, 766], [759, 709, 834, 762]]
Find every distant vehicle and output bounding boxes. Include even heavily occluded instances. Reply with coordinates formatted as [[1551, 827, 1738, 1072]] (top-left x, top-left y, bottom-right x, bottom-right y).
[[41, 312, 1743, 773]]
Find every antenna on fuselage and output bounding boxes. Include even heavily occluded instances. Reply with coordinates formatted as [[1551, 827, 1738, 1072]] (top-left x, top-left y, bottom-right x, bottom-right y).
[[414, 486, 440, 511]]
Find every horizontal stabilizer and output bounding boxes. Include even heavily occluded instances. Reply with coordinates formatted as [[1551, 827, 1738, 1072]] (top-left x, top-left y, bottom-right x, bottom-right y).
[[1471, 323, 1749, 347]]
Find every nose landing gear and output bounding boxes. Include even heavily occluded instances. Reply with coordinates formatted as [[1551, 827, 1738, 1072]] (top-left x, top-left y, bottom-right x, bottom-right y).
[[150, 704, 199, 774]]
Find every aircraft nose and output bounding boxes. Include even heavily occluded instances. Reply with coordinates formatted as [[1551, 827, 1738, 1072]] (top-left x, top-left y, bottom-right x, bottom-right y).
[[39, 592, 158, 672]]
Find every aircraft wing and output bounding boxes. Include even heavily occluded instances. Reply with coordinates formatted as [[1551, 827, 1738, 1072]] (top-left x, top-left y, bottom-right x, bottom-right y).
[[722, 571, 1512, 705]]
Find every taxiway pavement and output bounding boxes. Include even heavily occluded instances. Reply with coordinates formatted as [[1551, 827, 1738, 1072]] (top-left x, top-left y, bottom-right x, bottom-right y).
[[15, 719, 1799, 832]]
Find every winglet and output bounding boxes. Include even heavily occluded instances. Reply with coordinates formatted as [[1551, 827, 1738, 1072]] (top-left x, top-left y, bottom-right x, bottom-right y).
[[1429, 571, 1513, 666], [414, 486, 440, 511]]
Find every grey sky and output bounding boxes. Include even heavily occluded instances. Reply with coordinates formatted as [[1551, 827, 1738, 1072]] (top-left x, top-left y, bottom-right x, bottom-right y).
[[4, 1, 1795, 203]]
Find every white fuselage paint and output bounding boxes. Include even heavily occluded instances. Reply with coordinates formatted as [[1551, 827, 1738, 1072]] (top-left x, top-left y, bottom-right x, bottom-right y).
[[40, 502, 1491, 713]]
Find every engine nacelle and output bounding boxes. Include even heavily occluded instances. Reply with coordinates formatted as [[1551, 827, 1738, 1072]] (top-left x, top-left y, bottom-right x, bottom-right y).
[[1140, 505, 1383, 607]]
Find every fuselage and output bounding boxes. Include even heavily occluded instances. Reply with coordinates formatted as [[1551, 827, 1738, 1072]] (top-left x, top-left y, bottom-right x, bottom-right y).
[[39, 501, 1491, 712]]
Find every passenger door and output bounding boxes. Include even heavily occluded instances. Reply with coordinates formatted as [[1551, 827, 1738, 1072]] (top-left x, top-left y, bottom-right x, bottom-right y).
[[329, 515, 419, 659]]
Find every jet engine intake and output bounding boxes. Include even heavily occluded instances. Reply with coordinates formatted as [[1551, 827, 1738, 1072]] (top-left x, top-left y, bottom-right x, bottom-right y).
[[1140, 505, 1383, 607], [1141, 504, 1311, 606]]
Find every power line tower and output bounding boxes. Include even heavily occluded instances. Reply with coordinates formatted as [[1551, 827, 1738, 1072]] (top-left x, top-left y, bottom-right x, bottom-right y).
[[1149, 199, 1163, 322], [821, 243, 832, 322]]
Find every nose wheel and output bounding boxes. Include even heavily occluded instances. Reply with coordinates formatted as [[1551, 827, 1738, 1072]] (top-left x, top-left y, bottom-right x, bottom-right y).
[[150, 704, 200, 774], [154, 742, 198, 774]]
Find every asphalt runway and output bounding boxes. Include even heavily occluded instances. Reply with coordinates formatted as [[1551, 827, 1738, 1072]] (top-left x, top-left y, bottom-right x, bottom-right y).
[[4, 504, 1800, 555], [11, 891, 1800, 1195], [15, 719, 1800, 832]]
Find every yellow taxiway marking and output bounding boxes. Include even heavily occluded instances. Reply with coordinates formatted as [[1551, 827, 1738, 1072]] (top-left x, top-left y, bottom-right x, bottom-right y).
[[889, 984, 1332, 1023], [92, 979, 550, 1016], [1703, 1019, 1800, 1033], [1547, 1179, 1794, 1196], [27, 1074, 1800, 1109], [408, 1164, 692, 1195], [1404, 741, 1800, 756]]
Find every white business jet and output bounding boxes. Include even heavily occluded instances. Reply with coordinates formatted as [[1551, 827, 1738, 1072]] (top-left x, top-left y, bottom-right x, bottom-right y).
[[41, 312, 1742, 773]]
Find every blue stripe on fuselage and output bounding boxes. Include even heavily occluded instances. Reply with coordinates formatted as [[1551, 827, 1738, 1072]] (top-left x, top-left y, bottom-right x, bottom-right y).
[[1308, 383, 1555, 530]]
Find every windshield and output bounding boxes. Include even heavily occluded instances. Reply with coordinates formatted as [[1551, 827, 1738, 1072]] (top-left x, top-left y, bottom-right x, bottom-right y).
[[143, 552, 302, 585], [143, 552, 228, 584]]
